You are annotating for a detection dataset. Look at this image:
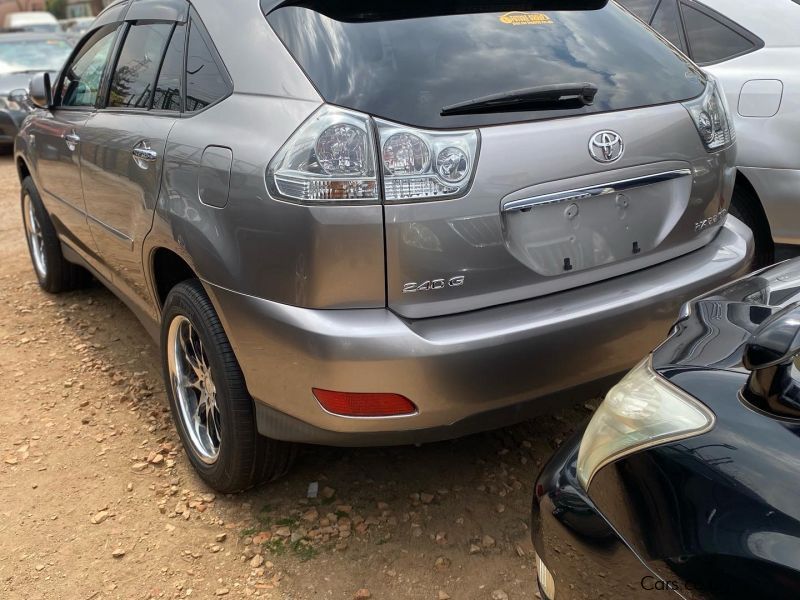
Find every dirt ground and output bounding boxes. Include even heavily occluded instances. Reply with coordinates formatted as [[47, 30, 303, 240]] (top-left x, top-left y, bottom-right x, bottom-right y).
[[0, 155, 589, 600]]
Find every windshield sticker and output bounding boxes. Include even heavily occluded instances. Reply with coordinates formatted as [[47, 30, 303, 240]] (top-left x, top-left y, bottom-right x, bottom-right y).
[[499, 12, 554, 26]]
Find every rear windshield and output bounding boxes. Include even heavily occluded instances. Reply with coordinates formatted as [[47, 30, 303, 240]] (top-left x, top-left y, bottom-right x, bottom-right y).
[[266, 2, 706, 129]]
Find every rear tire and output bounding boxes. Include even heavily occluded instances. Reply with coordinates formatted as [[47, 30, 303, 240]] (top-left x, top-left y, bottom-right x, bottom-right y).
[[729, 184, 774, 269], [161, 279, 297, 493], [21, 176, 90, 293]]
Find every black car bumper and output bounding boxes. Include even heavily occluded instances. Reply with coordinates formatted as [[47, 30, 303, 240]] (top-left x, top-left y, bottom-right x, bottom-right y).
[[0, 109, 26, 145], [533, 411, 800, 600], [532, 430, 685, 600]]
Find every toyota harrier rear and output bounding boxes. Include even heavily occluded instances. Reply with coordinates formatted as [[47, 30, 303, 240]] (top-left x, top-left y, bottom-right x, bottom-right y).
[[16, 0, 753, 491]]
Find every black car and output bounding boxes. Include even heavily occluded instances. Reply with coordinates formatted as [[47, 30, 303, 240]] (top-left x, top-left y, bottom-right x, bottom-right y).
[[532, 259, 800, 600], [0, 32, 72, 145]]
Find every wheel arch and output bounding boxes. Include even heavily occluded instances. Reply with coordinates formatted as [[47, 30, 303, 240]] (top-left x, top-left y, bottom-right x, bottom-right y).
[[734, 169, 773, 241], [16, 155, 31, 185], [150, 247, 201, 312], [731, 169, 775, 267]]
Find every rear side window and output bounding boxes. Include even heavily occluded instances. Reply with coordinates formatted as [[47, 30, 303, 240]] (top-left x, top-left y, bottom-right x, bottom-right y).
[[681, 4, 755, 64], [620, 0, 659, 21], [266, 3, 705, 129], [60, 25, 118, 107], [185, 16, 230, 112], [153, 23, 185, 112], [108, 23, 173, 108], [651, 0, 686, 52]]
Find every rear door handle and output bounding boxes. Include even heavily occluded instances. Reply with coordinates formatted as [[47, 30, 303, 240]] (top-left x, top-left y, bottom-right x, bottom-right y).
[[132, 148, 158, 161], [132, 142, 158, 169], [63, 132, 80, 151]]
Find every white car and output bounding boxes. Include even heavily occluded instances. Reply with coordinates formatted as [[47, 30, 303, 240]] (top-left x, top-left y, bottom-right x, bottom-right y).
[[3, 11, 60, 33], [619, 0, 800, 266]]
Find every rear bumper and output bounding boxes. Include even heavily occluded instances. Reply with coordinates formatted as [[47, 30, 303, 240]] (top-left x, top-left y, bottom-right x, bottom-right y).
[[206, 217, 753, 446]]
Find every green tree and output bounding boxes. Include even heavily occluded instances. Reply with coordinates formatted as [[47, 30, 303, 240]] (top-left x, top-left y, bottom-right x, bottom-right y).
[[45, 0, 66, 19]]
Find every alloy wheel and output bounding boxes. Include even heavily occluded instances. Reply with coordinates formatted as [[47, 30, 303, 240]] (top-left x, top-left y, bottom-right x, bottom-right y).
[[167, 315, 221, 464], [23, 193, 47, 279]]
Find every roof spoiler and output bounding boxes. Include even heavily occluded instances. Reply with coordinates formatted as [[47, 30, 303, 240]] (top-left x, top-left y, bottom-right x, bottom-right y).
[[261, 0, 609, 21]]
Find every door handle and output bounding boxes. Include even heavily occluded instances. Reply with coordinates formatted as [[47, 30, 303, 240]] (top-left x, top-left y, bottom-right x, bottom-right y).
[[132, 147, 158, 162], [132, 142, 158, 169], [63, 131, 80, 152]]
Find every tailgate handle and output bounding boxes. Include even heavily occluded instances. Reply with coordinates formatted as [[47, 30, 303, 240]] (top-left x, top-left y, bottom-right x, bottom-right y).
[[502, 168, 693, 213]]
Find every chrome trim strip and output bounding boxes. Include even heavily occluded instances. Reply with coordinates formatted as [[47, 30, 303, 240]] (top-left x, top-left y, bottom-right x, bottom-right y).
[[44, 189, 87, 216], [501, 168, 693, 213], [87, 213, 134, 247]]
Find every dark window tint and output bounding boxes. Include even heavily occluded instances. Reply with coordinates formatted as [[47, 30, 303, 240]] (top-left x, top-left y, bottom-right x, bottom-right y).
[[60, 26, 118, 107], [651, 0, 686, 52], [185, 18, 229, 112], [108, 23, 173, 108], [267, 3, 705, 129], [682, 4, 754, 64], [153, 23, 185, 112], [619, 0, 659, 21]]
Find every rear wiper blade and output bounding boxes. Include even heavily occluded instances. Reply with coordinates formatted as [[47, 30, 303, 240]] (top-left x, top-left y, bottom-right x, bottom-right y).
[[441, 83, 598, 116]]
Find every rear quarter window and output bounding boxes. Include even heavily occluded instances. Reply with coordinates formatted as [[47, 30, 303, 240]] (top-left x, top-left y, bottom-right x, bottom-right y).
[[681, 4, 757, 64], [266, 2, 706, 129], [651, 0, 687, 53], [620, 0, 659, 21], [185, 15, 231, 112]]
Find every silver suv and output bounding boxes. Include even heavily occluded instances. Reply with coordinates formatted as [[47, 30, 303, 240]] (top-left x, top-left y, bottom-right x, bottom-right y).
[[16, 0, 753, 492]]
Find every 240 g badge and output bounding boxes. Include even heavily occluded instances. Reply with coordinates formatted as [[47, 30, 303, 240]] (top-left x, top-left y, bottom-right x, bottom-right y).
[[403, 276, 466, 294]]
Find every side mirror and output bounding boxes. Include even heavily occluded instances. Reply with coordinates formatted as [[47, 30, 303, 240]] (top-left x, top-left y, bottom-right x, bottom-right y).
[[28, 72, 52, 109], [742, 302, 800, 418], [9, 88, 28, 108]]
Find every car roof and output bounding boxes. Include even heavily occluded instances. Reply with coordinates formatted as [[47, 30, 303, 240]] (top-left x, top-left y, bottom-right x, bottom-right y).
[[697, 0, 800, 46]]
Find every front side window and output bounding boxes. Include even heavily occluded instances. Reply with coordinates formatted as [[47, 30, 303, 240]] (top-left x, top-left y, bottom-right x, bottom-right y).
[[681, 4, 755, 64], [108, 23, 173, 108], [185, 17, 230, 112], [60, 25, 118, 107]]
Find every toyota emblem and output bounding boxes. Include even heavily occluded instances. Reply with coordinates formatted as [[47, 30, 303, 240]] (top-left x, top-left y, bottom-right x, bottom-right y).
[[589, 130, 624, 163]]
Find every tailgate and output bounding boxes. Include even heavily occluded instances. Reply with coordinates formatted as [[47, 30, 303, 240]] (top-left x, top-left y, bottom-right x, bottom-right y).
[[385, 103, 733, 319]]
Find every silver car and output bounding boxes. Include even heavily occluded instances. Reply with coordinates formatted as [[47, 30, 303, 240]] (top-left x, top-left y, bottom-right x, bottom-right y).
[[16, 0, 753, 492], [619, 0, 800, 266]]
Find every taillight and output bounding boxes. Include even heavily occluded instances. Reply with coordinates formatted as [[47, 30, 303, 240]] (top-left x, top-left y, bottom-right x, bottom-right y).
[[683, 78, 735, 152], [376, 119, 479, 202], [267, 106, 379, 204], [267, 105, 479, 205]]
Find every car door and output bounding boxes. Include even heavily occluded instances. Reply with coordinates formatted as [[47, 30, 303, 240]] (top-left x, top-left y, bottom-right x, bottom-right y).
[[30, 24, 120, 256], [79, 18, 185, 309]]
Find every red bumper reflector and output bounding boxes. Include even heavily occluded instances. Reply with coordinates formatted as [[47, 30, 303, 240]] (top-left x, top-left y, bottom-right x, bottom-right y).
[[312, 389, 417, 417]]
